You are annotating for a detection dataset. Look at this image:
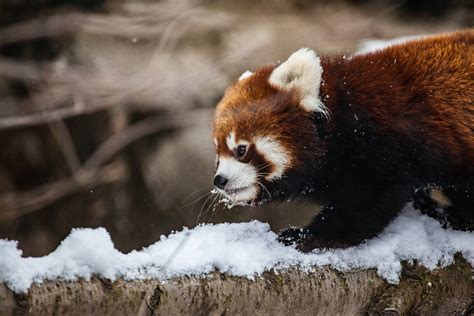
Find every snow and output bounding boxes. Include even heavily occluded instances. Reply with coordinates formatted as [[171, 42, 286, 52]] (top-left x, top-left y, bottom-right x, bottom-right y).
[[1, 205, 473, 293], [357, 34, 424, 55]]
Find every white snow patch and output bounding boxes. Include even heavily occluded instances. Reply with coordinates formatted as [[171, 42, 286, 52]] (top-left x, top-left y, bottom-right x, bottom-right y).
[[357, 34, 425, 55], [1, 205, 473, 293]]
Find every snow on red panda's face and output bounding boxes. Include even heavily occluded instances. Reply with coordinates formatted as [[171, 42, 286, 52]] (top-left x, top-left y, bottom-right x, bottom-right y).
[[212, 48, 328, 205]]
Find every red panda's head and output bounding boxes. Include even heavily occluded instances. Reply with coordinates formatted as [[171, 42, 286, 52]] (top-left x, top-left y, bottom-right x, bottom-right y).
[[212, 48, 328, 205]]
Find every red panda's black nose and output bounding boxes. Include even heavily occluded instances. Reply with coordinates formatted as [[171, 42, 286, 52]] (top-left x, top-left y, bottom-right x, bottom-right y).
[[214, 175, 228, 189]]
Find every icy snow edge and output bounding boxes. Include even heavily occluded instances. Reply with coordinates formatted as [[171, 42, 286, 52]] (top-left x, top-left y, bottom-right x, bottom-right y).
[[356, 34, 425, 55], [1, 205, 473, 293]]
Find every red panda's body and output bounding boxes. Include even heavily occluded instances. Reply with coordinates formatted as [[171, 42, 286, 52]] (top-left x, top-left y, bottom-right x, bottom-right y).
[[212, 30, 473, 251], [321, 32, 473, 173]]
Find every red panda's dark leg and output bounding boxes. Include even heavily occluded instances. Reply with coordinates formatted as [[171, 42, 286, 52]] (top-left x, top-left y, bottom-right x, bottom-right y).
[[412, 186, 439, 214], [411, 183, 474, 231], [412, 186, 450, 228], [294, 184, 413, 252], [443, 183, 474, 231], [277, 226, 311, 247]]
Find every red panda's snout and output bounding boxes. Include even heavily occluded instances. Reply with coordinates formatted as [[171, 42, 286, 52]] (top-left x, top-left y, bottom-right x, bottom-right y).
[[212, 131, 292, 204], [212, 48, 328, 205]]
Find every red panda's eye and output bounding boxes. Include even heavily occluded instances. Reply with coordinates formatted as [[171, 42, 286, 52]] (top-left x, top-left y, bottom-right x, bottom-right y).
[[236, 145, 247, 158]]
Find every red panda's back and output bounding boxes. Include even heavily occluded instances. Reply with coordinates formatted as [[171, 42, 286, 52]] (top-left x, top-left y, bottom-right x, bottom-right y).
[[341, 30, 474, 170]]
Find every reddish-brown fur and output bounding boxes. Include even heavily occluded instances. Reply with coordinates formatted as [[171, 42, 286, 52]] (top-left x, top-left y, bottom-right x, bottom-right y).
[[215, 30, 473, 173], [213, 30, 473, 250], [321, 30, 473, 172]]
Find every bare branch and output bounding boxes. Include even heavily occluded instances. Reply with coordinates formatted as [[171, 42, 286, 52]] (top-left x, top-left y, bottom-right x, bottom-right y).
[[0, 162, 126, 222], [0, 13, 89, 47], [84, 109, 210, 169], [0, 109, 211, 221], [48, 121, 82, 173], [0, 3, 230, 47], [1, 258, 473, 315], [0, 98, 116, 130], [0, 53, 223, 130]]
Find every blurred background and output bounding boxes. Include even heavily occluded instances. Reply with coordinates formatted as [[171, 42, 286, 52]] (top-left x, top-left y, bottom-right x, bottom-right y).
[[0, 0, 472, 256]]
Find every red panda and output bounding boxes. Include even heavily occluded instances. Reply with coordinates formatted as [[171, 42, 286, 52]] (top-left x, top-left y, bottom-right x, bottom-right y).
[[212, 30, 474, 251]]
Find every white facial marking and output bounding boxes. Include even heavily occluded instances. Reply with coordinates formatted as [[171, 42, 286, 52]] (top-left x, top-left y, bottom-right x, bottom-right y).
[[226, 132, 237, 151], [255, 136, 291, 180], [269, 48, 329, 117], [238, 70, 254, 81], [226, 132, 249, 152], [217, 133, 290, 202], [215, 156, 258, 202], [219, 132, 257, 202], [213, 138, 218, 148]]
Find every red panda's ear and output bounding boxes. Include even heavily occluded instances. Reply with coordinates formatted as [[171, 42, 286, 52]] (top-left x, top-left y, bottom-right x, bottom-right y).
[[269, 48, 328, 116]]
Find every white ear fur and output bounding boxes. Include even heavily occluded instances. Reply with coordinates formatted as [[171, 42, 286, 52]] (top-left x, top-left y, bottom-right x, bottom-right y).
[[269, 48, 328, 116]]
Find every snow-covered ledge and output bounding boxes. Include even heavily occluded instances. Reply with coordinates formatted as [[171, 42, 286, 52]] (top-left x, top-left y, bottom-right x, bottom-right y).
[[1, 207, 473, 314], [0, 259, 473, 315]]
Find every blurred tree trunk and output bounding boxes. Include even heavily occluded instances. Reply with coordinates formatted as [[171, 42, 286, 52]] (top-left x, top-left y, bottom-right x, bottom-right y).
[[1, 256, 472, 315]]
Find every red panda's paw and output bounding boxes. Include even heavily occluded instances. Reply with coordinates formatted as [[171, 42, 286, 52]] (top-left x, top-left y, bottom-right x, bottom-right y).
[[277, 227, 311, 247], [295, 237, 353, 253], [278, 228, 351, 252], [412, 187, 439, 214]]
